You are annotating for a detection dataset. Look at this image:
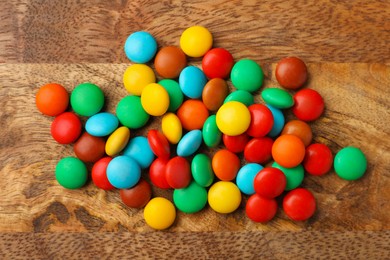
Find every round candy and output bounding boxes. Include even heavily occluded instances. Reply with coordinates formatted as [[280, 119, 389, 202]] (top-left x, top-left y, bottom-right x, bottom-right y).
[[202, 48, 234, 79], [36, 83, 69, 116], [165, 156, 191, 189], [202, 78, 229, 111], [107, 155, 141, 189], [123, 136, 155, 169], [179, 66, 207, 99], [173, 181, 208, 213], [55, 157, 87, 189], [244, 137, 274, 164], [246, 104, 274, 137], [51, 112, 82, 144], [149, 158, 170, 189], [303, 143, 333, 176], [120, 178, 152, 208], [254, 167, 286, 199], [216, 101, 251, 136], [275, 57, 307, 89], [222, 133, 250, 153], [123, 64, 155, 96], [116, 95, 149, 129], [73, 132, 106, 163], [158, 79, 183, 112], [144, 197, 176, 230], [236, 163, 263, 195], [224, 90, 254, 107], [202, 115, 222, 148], [283, 188, 316, 221], [180, 25, 213, 57], [230, 59, 263, 92], [70, 82, 104, 116], [208, 181, 241, 214], [147, 130, 170, 160], [267, 105, 285, 137], [261, 88, 294, 109], [212, 149, 240, 181], [246, 194, 278, 223], [86, 112, 119, 137], [281, 119, 312, 147], [105, 126, 130, 156], [177, 100, 209, 131], [124, 31, 157, 63], [272, 162, 304, 191], [272, 134, 305, 168], [162, 113, 182, 144], [141, 83, 169, 116], [292, 89, 324, 121], [177, 130, 202, 157], [191, 153, 214, 187], [334, 146, 367, 181], [91, 157, 114, 190], [154, 46, 187, 78]]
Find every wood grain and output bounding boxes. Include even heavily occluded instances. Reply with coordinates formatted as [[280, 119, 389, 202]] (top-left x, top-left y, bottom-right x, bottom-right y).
[[0, 0, 389, 63]]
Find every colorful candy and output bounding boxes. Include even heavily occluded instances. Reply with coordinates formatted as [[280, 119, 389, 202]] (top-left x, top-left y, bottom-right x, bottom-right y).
[[231, 59, 263, 92], [202, 48, 234, 79], [158, 79, 183, 112], [275, 57, 307, 89], [292, 89, 324, 121], [244, 137, 274, 164], [141, 83, 169, 116], [106, 155, 141, 189], [334, 146, 367, 181], [266, 105, 285, 137], [55, 157, 88, 189], [272, 162, 304, 191], [246, 194, 278, 223], [149, 158, 170, 189], [161, 113, 182, 144], [208, 181, 241, 214], [191, 153, 214, 187], [281, 119, 312, 147], [86, 112, 119, 137], [254, 167, 286, 199], [202, 115, 222, 148], [120, 178, 152, 208], [177, 100, 209, 131], [212, 149, 240, 181], [261, 88, 294, 109], [70, 83, 104, 116], [91, 157, 114, 190], [144, 197, 176, 230], [224, 90, 254, 107], [236, 163, 263, 195], [179, 66, 207, 99], [123, 136, 155, 169], [272, 134, 306, 168], [51, 112, 82, 144], [116, 95, 149, 129], [165, 156, 191, 189], [154, 46, 186, 78], [124, 31, 157, 63], [177, 130, 202, 157], [123, 64, 155, 96], [246, 104, 274, 137], [283, 188, 316, 221], [222, 133, 250, 154], [180, 25, 213, 57], [173, 181, 208, 213], [105, 126, 130, 156], [147, 130, 170, 160], [36, 83, 69, 116], [303, 143, 333, 176], [202, 78, 229, 111], [73, 132, 106, 163], [216, 101, 251, 136]]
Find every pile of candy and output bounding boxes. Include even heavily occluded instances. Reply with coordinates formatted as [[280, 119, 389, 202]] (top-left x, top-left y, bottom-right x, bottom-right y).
[[35, 26, 368, 230]]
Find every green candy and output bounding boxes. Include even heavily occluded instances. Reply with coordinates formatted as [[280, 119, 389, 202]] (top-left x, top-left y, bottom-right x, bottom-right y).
[[70, 82, 104, 116], [191, 153, 214, 187], [224, 90, 254, 106], [334, 146, 367, 181], [202, 115, 222, 148], [159, 79, 183, 112], [116, 95, 149, 129], [272, 162, 304, 191], [230, 59, 264, 92], [173, 181, 208, 213], [55, 157, 88, 189], [261, 88, 294, 109]]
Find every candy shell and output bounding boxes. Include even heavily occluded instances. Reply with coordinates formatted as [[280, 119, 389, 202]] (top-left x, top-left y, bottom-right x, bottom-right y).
[[86, 112, 119, 137], [177, 130, 202, 157]]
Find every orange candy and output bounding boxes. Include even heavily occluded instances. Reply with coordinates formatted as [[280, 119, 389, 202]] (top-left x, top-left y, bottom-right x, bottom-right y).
[[272, 134, 305, 168], [177, 100, 209, 131], [36, 83, 69, 116], [281, 120, 312, 147], [212, 149, 240, 181]]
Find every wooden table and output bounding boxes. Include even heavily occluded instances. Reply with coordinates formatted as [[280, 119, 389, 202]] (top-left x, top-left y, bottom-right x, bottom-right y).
[[0, 0, 389, 258]]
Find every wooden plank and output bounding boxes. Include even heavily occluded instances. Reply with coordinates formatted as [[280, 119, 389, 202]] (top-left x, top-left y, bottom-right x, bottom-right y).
[[0, 0, 389, 63]]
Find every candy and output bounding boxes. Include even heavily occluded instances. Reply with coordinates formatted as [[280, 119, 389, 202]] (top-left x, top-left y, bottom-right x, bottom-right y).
[[116, 95, 149, 129], [176, 130, 202, 157], [158, 79, 184, 112], [91, 157, 114, 190], [303, 143, 333, 176], [212, 149, 240, 181], [334, 146, 367, 181], [292, 89, 324, 121], [36, 83, 69, 116], [144, 197, 176, 230], [266, 105, 285, 137], [261, 88, 294, 109], [222, 133, 250, 154], [180, 25, 213, 57], [73, 132, 106, 163], [236, 163, 263, 195], [208, 181, 241, 214], [107, 155, 141, 189], [177, 100, 209, 131], [141, 83, 170, 116], [123, 136, 155, 169], [281, 119, 312, 147], [202, 115, 222, 148], [55, 157, 88, 189], [124, 31, 157, 63], [105, 126, 130, 156], [191, 153, 214, 187], [275, 57, 308, 89], [86, 112, 119, 137], [230, 59, 263, 92], [51, 112, 82, 144], [147, 130, 170, 160], [216, 101, 251, 136], [254, 167, 286, 199], [123, 64, 155, 96], [149, 158, 170, 189], [179, 66, 207, 99], [165, 156, 191, 189], [154, 46, 187, 79], [224, 90, 254, 107], [161, 113, 183, 144], [173, 181, 208, 213], [272, 134, 306, 168], [202, 48, 234, 79], [244, 137, 274, 164], [70, 82, 104, 117], [246, 104, 274, 137], [120, 178, 152, 208], [246, 194, 278, 223], [272, 162, 304, 191], [283, 188, 316, 221], [202, 78, 229, 111]]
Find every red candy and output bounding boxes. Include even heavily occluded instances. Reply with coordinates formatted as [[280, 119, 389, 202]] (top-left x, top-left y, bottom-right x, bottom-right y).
[[147, 129, 170, 160], [292, 89, 324, 121], [50, 112, 82, 144], [275, 57, 308, 90], [149, 158, 170, 189], [303, 143, 333, 176], [246, 194, 278, 223], [246, 104, 274, 138], [222, 133, 250, 153], [202, 48, 234, 79], [165, 156, 191, 189], [244, 137, 274, 164], [120, 178, 152, 208], [254, 167, 286, 199], [283, 188, 316, 221], [92, 157, 114, 190]]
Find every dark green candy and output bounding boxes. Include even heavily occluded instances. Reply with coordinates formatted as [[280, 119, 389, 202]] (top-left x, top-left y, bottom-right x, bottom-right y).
[[191, 153, 214, 187], [202, 115, 222, 148], [261, 88, 294, 109]]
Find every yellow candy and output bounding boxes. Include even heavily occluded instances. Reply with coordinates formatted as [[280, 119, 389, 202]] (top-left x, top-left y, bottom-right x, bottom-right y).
[[141, 83, 169, 116], [105, 126, 130, 156], [180, 26, 213, 57], [144, 197, 176, 230], [162, 113, 182, 144], [216, 101, 251, 136], [123, 64, 155, 96], [208, 181, 241, 214]]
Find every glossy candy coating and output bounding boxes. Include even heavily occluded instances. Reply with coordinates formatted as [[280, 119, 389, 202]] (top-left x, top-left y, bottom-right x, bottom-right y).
[[180, 26, 213, 57], [334, 146, 367, 181], [222, 133, 250, 153], [141, 83, 169, 116], [116, 95, 149, 129], [123, 64, 155, 96], [173, 181, 208, 213], [244, 137, 274, 164], [261, 88, 294, 109], [123, 136, 155, 169], [246, 104, 274, 137], [165, 156, 191, 189], [124, 31, 157, 63], [55, 157, 88, 189], [144, 197, 176, 230], [212, 149, 240, 181], [202, 78, 229, 111], [107, 155, 141, 189], [202, 115, 222, 148], [36, 83, 69, 116], [147, 130, 170, 160], [91, 157, 114, 190], [202, 48, 234, 79], [177, 130, 202, 157], [73, 132, 106, 163], [281, 120, 312, 146], [149, 158, 170, 189], [70, 83, 104, 116], [154, 46, 187, 78], [191, 153, 214, 187], [105, 126, 130, 156], [86, 112, 119, 137], [303, 143, 333, 176], [267, 105, 285, 137], [231, 59, 264, 92], [254, 167, 286, 199], [272, 134, 306, 168], [283, 188, 316, 221], [216, 101, 251, 136], [272, 162, 304, 191], [177, 100, 209, 131], [208, 181, 241, 214], [275, 57, 308, 89], [179, 66, 207, 99], [224, 90, 254, 107], [292, 89, 324, 121], [159, 79, 183, 112], [120, 178, 152, 208], [51, 112, 82, 144], [236, 163, 263, 195], [246, 194, 278, 223], [162, 113, 182, 144]]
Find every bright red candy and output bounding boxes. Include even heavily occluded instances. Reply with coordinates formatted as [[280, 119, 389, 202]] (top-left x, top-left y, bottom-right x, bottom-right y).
[[303, 143, 333, 176], [244, 137, 274, 164], [222, 133, 250, 153], [292, 89, 324, 121], [149, 157, 170, 189], [202, 48, 234, 79], [147, 129, 170, 160], [246, 104, 274, 137], [246, 194, 278, 223], [120, 178, 152, 208], [165, 156, 191, 189], [283, 188, 316, 221], [92, 157, 114, 190], [254, 167, 286, 199], [50, 112, 82, 144]]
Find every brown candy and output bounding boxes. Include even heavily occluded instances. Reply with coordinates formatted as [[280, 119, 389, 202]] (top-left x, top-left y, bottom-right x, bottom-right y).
[[120, 179, 152, 208], [275, 57, 307, 89], [202, 78, 229, 111], [154, 46, 187, 78], [281, 120, 312, 147], [73, 132, 106, 163]]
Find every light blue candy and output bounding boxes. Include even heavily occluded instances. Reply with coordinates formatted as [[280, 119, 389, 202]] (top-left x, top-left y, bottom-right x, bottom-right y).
[[177, 130, 202, 157], [236, 163, 263, 195], [267, 105, 285, 137], [124, 31, 157, 63], [123, 136, 155, 169], [107, 156, 140, 189], [179, 66, 207, 99], [85, 112, 119, 137]]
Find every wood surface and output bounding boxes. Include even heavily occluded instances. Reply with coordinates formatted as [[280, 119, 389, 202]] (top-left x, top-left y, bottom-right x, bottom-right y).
[[0, 0, 389, 258]]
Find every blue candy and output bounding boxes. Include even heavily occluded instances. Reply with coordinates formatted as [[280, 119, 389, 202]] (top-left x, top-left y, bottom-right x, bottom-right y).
[[123, 136, 155, 169], [107, 156, 140, 189], [177, 130, 202, 157], [124, 31, 157, 63], [267, 105, 285, 137], [85, 112, 119, 137], [179, 66, 207, 98], [236, 163, 263, 195]]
